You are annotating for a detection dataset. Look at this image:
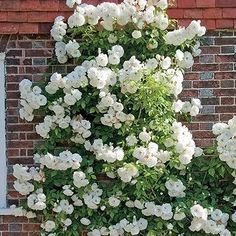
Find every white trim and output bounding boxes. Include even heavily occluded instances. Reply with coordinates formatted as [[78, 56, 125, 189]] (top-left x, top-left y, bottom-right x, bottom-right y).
[[0, 52, 7, 209], [0, 208, 13, 215]]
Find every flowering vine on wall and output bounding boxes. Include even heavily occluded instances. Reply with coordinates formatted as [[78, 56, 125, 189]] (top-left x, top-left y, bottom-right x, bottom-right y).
[[12, 0, 236, 235]]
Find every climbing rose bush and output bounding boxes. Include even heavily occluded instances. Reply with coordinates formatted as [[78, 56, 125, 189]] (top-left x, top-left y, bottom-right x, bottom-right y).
[[12, 0, 236, 235]]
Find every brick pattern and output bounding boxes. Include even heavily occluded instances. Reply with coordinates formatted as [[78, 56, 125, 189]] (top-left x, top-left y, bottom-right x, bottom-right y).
[[0, 0, 236, 34], [1, 30, 236, 234], [0, 215, 40, 236]]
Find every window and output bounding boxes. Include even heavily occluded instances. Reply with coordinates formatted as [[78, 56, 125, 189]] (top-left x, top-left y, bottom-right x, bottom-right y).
[[0, 52, 6, 209]]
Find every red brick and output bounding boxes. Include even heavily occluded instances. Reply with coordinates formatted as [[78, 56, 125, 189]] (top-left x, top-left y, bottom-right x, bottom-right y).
[[19, 0, 59, 11], [0, 12, 7, 21], [220, 80, 235, 88], [214, 89, 236, 96], [216, 0, 236, 7], [27, 12, 50, 22], [200, 123, 214, 130], [221, 97, 235, 105], [38, 23, 53, 33], [8, 149, 20, 157], [7, 12, 28, 22], [216, 55, 236, 63], [192, 131, 215, 138], [196, 0, 215, 7], [203, 8, 222, 19], [8, 141, 33, 148], [220, 114, 235, 122], [178, 19, 193, 27], [193, 81, 219, 88], [0, 23, 19, 34], [185, 73, 200, 80], [192, 64, 219, 71], [195, 139, 214, 147], [8, 124, 33, 132], [216, 106, 236, 113], [219, 63, 234, 71], [201, 98, 219, 105], [177, 0, 197, 8], [201, 46, 220, 54], [222, 8, 236, 18], [19, 23, 38, 34], [195, 114, 220, 122], [215, 72, 236, 80], [201, 20, 216, 30], [0, 0, 20, 11], [22, 224, 40, 231], [184, 9, 203, 19], [184, 123, 200, 130], [216, 19, 234, 29], [0, 224, 8, 231], [38, 0, 59, 11], [2, 233, 28, 236], [3, 216, 28, 224], [19, 0, 41, 11], [167, 9, 184, 18], [215, 37, 236, 46], [180, 90, 198, 97], [59, 0, 72, 11]]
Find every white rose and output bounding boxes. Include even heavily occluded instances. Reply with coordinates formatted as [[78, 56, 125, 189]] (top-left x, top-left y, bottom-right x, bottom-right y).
[[80, 217, 91, 225], [96, 53, 108, 67], [160, 57, 171, 69], [43, 220, 56, 232], [108, 196, 121, 207], [64, 94, 77, 106], [139, 130, 151, 142], [132, 30, 142, 39]]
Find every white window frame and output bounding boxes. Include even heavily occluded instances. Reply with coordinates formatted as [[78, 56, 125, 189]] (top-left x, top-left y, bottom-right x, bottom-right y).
[[0, 52, 10, 214]]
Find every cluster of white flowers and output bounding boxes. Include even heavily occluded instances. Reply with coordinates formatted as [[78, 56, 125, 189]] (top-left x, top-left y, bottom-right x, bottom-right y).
[[165, 179, 186, 197], [50, 16, 67, 41], [141, 202, 173, 220], [41, 220, 56, 233], [13, 164, 44, 196], [19, 79, 47, 121], [97, 92, 135, 128], [165, 20, 206, 46], [61, 0, 169, 35], [13, 180, 34, 196], [13, 164, 43, 182], [11, 205, 36, 218], [133, 142, 170, 168], [165, 121, 196, 166], [70, 116, 91, 143], [87, 65, 116, 90], [27, 188, 46, 211], [85, 139, 124, 163], [83, 183, 103, 209], [117, 163, 139, 183], [53, 199, 74, 215], [119, 56, 143, 94], [45, 70, 87, 95], [190, 205, 231, 235], [88, 217, 148, 236], [55, 40, 81, 63], [13, 0, 216, 234], [73, 171, 89, 188], [213, 116, 236, 170], [173, 98, 202, 117], [38, 151, 82, 170]]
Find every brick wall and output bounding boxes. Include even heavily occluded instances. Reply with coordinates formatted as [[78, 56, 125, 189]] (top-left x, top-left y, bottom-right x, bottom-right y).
[[0, 0, 236, 34], [0, 30, 236, 234]]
